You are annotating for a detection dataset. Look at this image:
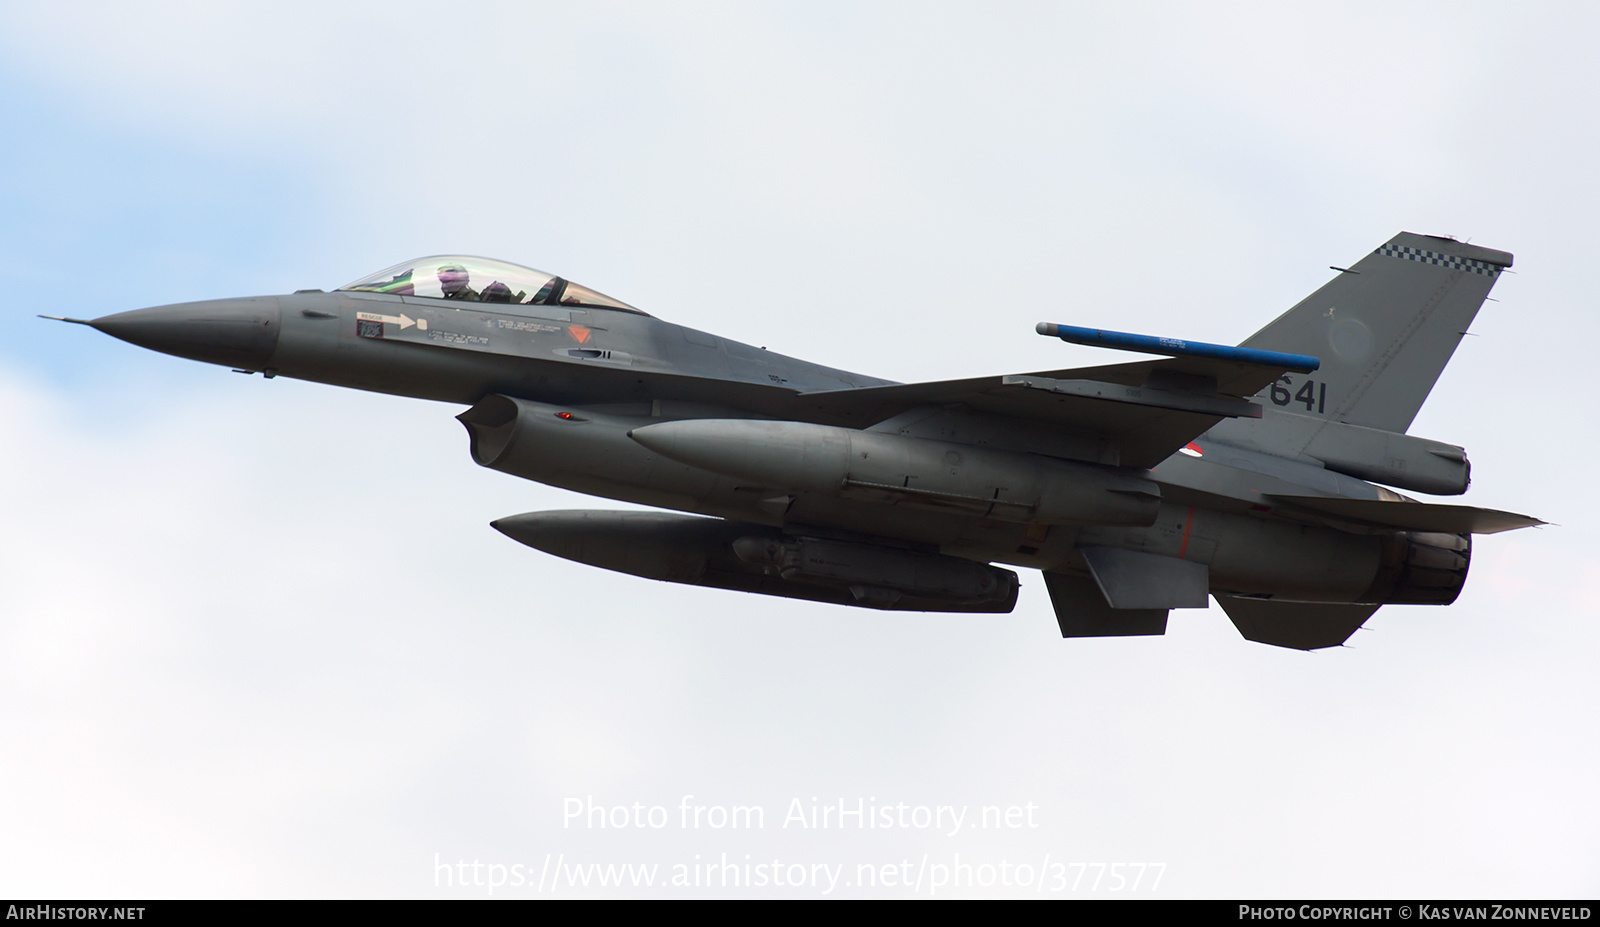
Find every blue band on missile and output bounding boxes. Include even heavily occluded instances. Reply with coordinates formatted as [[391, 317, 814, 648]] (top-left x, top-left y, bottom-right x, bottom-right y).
[[1035, 322, 1320, 373]]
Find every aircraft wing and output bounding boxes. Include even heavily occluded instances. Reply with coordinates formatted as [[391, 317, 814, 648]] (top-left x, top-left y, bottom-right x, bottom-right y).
[[792, 356, 1292, 468]]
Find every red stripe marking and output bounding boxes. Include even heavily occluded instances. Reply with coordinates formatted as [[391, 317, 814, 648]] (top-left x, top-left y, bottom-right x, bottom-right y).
[[1178, 506, 1195, 558]]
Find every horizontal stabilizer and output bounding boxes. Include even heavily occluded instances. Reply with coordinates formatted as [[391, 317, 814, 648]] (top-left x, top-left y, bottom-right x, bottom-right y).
[[1042, 571, 1167, 638], [1265, 495, 1544, 535], [1080, 547, 1209, 609], [1217, 596, 1381, 651]]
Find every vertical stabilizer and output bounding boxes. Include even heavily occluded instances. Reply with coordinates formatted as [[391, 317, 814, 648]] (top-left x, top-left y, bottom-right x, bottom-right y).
[[1242, 233, 1511, 434]]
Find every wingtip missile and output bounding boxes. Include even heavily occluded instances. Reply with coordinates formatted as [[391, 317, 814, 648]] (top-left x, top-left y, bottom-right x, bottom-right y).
[[1037, 321, 1320, 373]]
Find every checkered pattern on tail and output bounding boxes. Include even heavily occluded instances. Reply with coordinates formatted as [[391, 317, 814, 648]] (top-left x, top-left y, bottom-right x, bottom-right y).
[[1376, 243, 1502, 277]]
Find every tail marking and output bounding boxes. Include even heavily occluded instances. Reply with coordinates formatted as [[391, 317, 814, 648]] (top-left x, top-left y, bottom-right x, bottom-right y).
[[1376, 243, 1503, 277]]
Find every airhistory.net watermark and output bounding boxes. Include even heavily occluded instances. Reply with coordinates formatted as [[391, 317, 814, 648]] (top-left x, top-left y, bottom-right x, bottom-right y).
[[5, 908, 146, 921], [433, 852, 1165, 896]]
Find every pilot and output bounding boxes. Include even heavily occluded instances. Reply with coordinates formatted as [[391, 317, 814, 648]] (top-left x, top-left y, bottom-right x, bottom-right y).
[[438, 263, 479, 301], [480, 280, 526, 303]]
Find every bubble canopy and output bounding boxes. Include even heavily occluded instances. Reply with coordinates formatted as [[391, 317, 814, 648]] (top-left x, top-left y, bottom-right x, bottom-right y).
[[338, 256, 643, 314]]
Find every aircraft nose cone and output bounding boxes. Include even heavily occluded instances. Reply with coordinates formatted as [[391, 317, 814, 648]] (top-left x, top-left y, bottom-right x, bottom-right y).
[[92, 297, 281, 371]]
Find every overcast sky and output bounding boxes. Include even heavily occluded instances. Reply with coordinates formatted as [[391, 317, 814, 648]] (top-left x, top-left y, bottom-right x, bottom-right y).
[[1, 2, 1595, 898]]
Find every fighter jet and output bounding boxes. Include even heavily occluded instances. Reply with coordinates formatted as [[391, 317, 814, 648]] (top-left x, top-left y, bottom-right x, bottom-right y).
[[49, 233, 1541, 650]]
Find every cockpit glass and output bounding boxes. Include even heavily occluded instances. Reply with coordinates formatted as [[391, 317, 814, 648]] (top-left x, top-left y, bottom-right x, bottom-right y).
[[337, 256, 644, 314], [557, 281, 634, 310]]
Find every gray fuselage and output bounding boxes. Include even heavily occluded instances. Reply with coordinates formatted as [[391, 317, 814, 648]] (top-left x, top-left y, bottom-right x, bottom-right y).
[[91, 287, 1426, 608]]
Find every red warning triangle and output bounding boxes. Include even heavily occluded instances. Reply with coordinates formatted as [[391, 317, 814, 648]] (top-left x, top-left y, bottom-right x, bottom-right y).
[[567, 325, 592, 344]]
